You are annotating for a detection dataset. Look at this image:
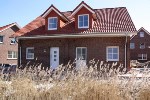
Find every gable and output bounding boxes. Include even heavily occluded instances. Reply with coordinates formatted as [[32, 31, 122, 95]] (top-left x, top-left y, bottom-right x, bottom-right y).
[[42, 5, 69, 22], [131, 27, 149, 40], [71, 1, 95, 17]]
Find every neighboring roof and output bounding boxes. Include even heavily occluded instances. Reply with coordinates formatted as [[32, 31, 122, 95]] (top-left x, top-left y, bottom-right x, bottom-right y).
[[41, 5, 70, 22], [130, 27, 150, 40], [137, 27, 150, 35], [14, 3, 136, 37], [71, 1, 95, 16], [0, 23, 21, 33]]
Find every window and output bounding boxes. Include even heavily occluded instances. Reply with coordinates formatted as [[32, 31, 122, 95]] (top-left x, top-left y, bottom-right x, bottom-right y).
[[48, 17, 57, 30], [107, 46, 119, 61], [140, 43, 145, 49], [7, 51, 17, 59], [78, 14, 89, 28], [26, 47, 34, 59], [130, 43, 135, 49], [76, 47, 87, 60], [10, 38, 16, 44], [0, 36, 3, 43], [140, 32, 144, 37], [138, 54, 147, 60]]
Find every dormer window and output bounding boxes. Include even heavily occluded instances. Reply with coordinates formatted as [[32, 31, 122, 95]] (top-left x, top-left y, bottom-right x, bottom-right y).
[[48, 17, 58, 30], [78, 14, 89, 28], [140, 32, 144, 37]]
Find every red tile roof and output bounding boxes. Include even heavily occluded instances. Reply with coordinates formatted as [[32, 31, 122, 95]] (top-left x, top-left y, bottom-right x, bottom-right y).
[[0, 23, 15, 32], [14, 7, 136, 37]]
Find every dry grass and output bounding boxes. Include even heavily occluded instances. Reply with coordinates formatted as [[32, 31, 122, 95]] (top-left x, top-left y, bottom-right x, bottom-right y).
[[0, 60, 150, 100]]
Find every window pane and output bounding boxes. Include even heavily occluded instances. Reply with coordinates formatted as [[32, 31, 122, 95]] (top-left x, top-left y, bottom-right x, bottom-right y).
[[8, 51, 12, 55], [8, 55, 12, 58], [84, 21, 88, 27], [113, 54, 118, 59], [82, 55, 86, 60], [79, 22, 83, 27], [0, 36, 3, 42], [140, 32, 144, 37], [77, 54, 82, 60], [77, 48, 81, 55], [82, 48, 86, 55], [108, 48, 112, 53], [108, 54, 112, 59], [113, 48, 118, 53], [84, 15, 88, 21], [52, 24, 56, 28], [49, 18, 53, 23], [28, 49, 34, 53], [53, 18, 57, 23], [79, 16, 83, 22], [27, 54, 33, 58], [49, 18, 57, 29], [130, 43, 135, 49]]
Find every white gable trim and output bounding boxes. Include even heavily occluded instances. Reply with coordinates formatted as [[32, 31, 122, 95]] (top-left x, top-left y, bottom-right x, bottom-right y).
[[138, 27, 150, 35], [0, 23, 21, 33], [71, 3, 95, 16], [130, 27, 149, 40], [42, 7, 69, 21]]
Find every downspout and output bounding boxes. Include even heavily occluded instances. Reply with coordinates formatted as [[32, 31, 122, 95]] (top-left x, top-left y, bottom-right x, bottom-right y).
[[125, 33, 128, 71], [20, 47, 21, 66]]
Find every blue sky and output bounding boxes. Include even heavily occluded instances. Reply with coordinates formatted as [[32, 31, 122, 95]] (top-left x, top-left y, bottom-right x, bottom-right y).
[[0, 0, 150, 31]]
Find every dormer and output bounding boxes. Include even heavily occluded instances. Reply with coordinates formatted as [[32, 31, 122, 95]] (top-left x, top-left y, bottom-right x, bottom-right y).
[[71, 1, 95, 30], [42, 5, 70, 31]]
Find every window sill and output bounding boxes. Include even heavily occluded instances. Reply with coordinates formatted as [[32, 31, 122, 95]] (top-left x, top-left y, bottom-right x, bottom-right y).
[[0, 42, 3, 44], [107, 59, 119, 62], [10, 43, 16, 45], [48, 28, 57, 30], [78, 27, 89, 29], [26, 58, 34, 60], [138, 59, 147, 60], [7, 58, 17, 60]]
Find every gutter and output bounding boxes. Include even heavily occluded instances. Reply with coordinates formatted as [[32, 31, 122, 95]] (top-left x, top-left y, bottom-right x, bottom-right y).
[[17, 32, 137, 39]]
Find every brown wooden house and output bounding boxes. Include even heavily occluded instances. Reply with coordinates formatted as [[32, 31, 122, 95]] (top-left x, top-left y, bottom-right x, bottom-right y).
[[130, 27, 150, 62], [13, 1, 136, 69], [0, 23, 20, 65]]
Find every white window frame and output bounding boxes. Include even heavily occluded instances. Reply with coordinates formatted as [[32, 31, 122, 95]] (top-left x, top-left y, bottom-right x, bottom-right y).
[[7, 51, 17, 59], [106, 46, 119, 61], [140, 43, 145, 49], [138, 54, 147, 60], [76, 47, 87, 60], [0, 36, 4, 43], [10, 38, 16, 44], [48, 17, 58, 30], [26, 47, 34, 59], [140, 32, 144, 37], [78, 14, 89, 28], [130, 43, 135, 49]]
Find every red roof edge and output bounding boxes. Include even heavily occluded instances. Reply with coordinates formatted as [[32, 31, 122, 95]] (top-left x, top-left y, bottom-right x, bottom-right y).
[[41, 4, 70, 22], [71, 1, 95, 16], [0, 22, 20, 33]]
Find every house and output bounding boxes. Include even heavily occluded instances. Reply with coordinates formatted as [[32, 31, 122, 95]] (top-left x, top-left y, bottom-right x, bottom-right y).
[[13, 1, 136, 69], [130, 27, 150, 62], [0, 23, 20, 65]]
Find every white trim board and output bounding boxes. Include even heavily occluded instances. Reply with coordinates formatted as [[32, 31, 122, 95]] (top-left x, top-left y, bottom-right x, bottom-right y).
[[42, 6, 69, 22], [71, 3, 95, 17], [18, 32, 137, 40]]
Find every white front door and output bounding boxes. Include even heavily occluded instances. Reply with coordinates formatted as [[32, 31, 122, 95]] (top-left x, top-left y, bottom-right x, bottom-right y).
[[50, 47, 59, 69], [76, 47, 87, 69]]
